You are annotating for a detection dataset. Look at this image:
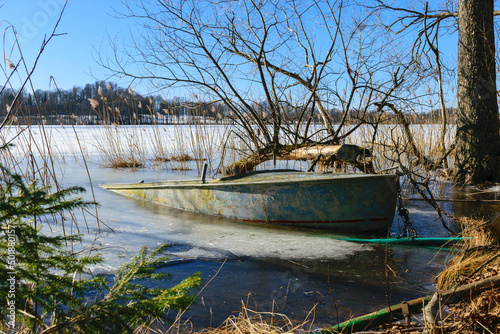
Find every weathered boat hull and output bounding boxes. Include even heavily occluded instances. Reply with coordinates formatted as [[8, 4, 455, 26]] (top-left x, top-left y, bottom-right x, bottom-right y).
[[102, 171, 398, 232]]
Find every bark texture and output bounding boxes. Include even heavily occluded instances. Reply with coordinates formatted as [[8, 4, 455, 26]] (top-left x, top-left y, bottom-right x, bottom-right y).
[[454, 0, 500, 184]]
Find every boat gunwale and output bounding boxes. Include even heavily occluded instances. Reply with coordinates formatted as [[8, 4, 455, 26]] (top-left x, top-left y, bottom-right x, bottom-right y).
[[102, 172, 397, 190]]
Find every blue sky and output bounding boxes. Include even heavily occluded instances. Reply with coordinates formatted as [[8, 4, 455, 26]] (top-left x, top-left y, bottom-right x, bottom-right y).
[[1, 0, 144, 92], [1, 0, 461, 103]]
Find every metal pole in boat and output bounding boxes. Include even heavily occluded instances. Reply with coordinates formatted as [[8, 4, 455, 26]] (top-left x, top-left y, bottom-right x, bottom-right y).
[[201, 163, 208, 183]]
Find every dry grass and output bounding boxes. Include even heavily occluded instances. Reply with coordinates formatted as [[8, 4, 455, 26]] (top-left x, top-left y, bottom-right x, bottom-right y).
[[96, 124, 148, 168], [153, 154, 202, 172], [92, 105, 457, 177], [435, 217, 500, 333], [126, 302, 318, 334], [168, 154, 197, 162], [110, 158, 145, 168], [193, 304, 316, 334], [437, 218, 499, 290]]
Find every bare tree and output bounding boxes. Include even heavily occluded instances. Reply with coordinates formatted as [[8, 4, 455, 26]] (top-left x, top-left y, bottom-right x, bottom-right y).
[[365, 0, 500, 184], [101, 0, 404, 174]]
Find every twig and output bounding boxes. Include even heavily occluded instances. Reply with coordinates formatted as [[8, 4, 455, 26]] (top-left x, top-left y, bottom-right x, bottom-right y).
[[465, 253, 500, 280], [0, 0, 69, 130], [307, 153, 323, 172]]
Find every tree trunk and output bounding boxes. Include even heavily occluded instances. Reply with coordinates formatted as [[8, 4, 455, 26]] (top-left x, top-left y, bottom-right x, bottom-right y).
[[454, 0, 500, 184]]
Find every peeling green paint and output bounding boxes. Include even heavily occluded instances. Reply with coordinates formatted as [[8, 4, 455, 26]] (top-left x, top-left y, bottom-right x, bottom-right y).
[[102, 171, 398, 232]]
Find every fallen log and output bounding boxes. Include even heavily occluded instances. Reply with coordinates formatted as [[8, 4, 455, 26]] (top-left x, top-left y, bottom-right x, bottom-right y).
[[321, 274, 500, 333], [220, 144, 374, 175]]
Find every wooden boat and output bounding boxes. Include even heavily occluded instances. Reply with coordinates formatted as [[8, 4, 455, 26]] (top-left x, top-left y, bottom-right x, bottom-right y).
[[102, 170, 398, 232]]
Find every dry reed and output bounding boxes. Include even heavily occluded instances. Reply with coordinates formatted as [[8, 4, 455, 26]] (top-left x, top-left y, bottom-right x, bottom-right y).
[[95, 124, 148, 168], [194, 303, 316, 334], [434, 217, 500, 333], [437, 218, 499, 290], [90, 96, 459, 178]]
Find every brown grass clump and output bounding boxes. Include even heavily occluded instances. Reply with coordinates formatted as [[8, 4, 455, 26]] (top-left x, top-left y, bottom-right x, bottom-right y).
[[170, 154, 194, 162], [154, 154, 197, 162], [437, 218, 500, 290], [0, 325, 30, 334], [195, 304, 315, 334], [0, 323, 30, 334], [110, 158, 145, 168], [153, 156, 169, 162], [171, 167, 193, 171], [171, 154, 204, 162]]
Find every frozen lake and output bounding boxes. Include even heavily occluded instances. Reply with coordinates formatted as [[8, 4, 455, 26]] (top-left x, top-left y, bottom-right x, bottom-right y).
[[2, 124, 497, 329]]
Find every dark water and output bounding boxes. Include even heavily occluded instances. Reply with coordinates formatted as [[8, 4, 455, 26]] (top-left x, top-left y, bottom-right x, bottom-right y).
[[151, 245, 450, 329], [53, 161, 500, 331], [30, 154, 500, 330]]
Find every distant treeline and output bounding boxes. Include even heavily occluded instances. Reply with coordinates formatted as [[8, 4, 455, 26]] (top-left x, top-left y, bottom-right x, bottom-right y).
[[0, 81, 456, 125], [0, 81, 225, 125]]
